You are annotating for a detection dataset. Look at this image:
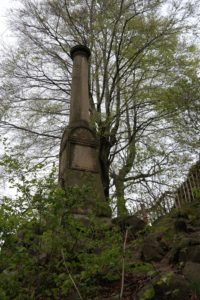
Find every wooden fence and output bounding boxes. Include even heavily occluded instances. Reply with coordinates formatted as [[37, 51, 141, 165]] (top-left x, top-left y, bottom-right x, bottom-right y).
[[175, 160, 200, 207], [135, 160, 200, 222]]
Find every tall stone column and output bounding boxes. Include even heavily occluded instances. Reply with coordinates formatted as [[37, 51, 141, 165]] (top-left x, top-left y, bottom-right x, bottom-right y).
[[59, 45, 111, 218], [69, 45, 90, 126]]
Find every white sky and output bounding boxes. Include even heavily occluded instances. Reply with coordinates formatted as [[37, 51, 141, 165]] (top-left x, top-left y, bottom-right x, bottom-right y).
[[0, 0, 11, 36], [0, 0, 19, 44], [0, 1, 18, 197]]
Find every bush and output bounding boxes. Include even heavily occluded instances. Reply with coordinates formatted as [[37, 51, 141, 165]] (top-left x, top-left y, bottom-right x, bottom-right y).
[[0, 164, 122, 299]]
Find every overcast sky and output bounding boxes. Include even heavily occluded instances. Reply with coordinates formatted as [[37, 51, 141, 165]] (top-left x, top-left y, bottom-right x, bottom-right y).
[[0, 0, 18, 43], [0, 1, 17, 197], [0, 1, 10, 34]]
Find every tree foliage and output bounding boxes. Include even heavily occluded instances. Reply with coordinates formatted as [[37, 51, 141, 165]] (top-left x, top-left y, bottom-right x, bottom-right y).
[[0, 162, 122, 299], [0, 0, 200, 214]]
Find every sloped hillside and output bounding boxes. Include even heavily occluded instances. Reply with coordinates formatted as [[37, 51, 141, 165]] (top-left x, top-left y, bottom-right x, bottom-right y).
[[103, 201, 200, 300], [1, 192, 200, 299]]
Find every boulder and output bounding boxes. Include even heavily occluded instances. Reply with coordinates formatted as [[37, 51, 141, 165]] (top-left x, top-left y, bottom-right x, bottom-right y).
[[174, 218, 187, 232], [137, 273, 190, 300], [153, 273, 190, 300], [112, 215, 145, 236], [169, 236, 200, 264], [179, 245, 200, 263], [141, 233, 168, 262], [183, 261, 200, 284]]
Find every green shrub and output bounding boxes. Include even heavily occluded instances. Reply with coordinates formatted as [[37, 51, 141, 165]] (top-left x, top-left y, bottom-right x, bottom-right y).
[[0, 163, 122, 299]]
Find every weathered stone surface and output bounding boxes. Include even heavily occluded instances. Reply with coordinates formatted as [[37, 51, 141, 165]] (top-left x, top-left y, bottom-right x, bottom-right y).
[[174, 218, 188, 232], [136, 273, 190, 300], [58, 45, 111, 217], [183, 261, 200, 284], [71, 143, 98, 172], [69, 45, 91, 125], [112, 215, 145, 235], [169, 235, 200, 264], [179, 245, 200, 263], [136, 284, 155, 300], [141, 233, 168, 262], [153, 273, 190, 300]]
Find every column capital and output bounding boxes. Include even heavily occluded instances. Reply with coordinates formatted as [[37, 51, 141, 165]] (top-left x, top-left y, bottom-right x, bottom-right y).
[[70, 45, 91, 60]]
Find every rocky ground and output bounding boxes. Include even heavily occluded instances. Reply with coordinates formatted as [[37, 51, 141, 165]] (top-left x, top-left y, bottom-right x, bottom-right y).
[[96, 201, 200, 300], [1, 198, 200, 299]]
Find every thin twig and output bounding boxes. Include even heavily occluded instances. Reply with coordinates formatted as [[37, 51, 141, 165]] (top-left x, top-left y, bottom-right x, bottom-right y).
[[120, 228, 128, 299], [61, 249, 83, 300]]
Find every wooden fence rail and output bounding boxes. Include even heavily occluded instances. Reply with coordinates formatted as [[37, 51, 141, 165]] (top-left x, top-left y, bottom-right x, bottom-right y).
[[135, 160, 200, 222]]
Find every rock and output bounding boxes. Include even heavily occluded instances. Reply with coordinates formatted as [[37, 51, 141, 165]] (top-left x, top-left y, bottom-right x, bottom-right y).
[[153, 273, 190, 300], [141, 234, 168, 262], [187, 225, 196, 232], [168, 247, 180, 264], [168, 234, 200, 264], [189, 232, 200, 242], [183, 261, 200, 284], [136, 284, 155, 300], [112, 215, 145, 236], [179, 245, 200, 263], [137, 273, 190, 300], [169, 236, 200, 264], [174, 218, 187, 232]]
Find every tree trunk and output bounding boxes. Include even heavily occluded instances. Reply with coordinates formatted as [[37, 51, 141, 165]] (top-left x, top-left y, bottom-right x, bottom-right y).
[[99, 135, 111, 199], [114, 175, 128, 217]]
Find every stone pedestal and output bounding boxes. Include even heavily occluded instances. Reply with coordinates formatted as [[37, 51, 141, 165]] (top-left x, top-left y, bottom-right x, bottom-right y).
[[59, 45, 111, 218]]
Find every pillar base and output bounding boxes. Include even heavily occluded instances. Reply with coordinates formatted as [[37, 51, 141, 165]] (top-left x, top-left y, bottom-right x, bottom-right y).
[[59, 125, 111, 218]]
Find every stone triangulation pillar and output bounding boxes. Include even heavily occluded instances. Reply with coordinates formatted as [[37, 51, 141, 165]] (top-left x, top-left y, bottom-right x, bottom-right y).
[[59, 45, 111, 218]]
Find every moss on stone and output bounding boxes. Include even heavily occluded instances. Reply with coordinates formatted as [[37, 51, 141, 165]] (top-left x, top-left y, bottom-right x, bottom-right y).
[[139, 286, 155, 300]]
